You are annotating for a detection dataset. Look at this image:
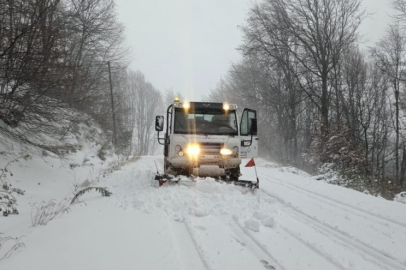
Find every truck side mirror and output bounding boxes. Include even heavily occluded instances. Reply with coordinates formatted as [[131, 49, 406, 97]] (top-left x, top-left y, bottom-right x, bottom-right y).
[[250, 118, 257, 134], [155, 115, 164, 131]]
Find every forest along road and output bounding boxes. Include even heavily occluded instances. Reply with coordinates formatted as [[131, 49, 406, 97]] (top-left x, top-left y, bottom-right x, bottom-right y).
[[2, 156, 406, 270]]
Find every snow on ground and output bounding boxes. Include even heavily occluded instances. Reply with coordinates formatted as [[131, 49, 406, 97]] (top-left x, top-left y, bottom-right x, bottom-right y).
[[395, 192, 406, 204], [1, 155, 406, 270]]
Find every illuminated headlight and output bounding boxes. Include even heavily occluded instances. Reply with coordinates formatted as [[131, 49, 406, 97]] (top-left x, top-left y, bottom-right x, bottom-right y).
[[183, 102, 190, 109], [186, 144, 200, 155], [223, 103, 230, 110], [220, 148, 233, 155]]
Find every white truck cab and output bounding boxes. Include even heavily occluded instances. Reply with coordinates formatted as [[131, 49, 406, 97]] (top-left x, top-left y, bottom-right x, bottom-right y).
[[155, 100, 258, 181]]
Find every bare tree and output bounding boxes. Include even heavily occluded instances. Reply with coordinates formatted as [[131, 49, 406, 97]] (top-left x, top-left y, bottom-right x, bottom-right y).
[[205, 0, 405, 196], [372, 23, 406, 184], [0, 0, 129, 152], [242, 0, 364, 139], [126, 71, 163, 156]]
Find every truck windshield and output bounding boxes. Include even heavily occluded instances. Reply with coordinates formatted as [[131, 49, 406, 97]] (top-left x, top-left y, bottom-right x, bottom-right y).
[[174, 108, 238, 135]]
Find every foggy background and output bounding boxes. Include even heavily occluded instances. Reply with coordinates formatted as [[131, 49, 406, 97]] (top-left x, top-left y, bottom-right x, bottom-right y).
[[115, 0, 393, 101]]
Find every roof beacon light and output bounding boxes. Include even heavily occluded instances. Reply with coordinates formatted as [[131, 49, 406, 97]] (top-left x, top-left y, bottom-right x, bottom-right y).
[[174, 97, 180, 102]]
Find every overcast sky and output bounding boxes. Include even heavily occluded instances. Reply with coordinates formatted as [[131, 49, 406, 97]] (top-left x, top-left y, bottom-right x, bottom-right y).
[[115, 0, 394, 101]]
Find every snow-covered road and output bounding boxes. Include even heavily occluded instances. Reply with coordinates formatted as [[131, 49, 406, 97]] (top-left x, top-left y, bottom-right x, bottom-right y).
[[2, 156, 406, 270]]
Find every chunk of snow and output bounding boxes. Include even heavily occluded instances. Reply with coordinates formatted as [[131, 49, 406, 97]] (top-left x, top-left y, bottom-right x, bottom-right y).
[[173, 212, 184, 222], [244, 219, 260, 232], [189, 206, 210, 217], [262, 217, 275, 227], [252, 211, 267, 221], [252, 211, 275, 227], [132, 200, 144, 209]]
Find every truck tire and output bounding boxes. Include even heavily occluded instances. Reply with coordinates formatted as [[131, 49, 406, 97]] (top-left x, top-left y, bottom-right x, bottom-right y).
[[226, 166, 240, 181]]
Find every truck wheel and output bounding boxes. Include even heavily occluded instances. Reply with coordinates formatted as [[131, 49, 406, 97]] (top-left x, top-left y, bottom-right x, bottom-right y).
[[229, 166, 241, 181], [164, 161, 171, 174]]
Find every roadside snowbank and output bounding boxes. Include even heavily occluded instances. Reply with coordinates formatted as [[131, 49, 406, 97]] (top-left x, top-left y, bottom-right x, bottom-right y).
[[395, 191, 406, 204]]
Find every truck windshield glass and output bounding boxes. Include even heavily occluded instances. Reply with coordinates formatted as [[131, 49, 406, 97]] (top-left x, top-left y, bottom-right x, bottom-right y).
[[174, 108, 238, 135]]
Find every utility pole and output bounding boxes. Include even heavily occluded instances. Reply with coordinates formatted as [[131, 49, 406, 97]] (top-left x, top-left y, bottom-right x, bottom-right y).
[[108, 61, 117, 146]]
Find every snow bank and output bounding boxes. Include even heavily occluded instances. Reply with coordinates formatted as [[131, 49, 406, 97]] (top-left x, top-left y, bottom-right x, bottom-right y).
[[394, 192, 406, 204], [0, 110, 118, 242]]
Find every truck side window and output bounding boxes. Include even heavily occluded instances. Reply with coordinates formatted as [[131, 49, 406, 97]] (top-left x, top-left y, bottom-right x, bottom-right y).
[[174, 113, 188, 131], [241, 111, 248, 135], [241, 110, 256, 136], [248, 111, 256, 135]]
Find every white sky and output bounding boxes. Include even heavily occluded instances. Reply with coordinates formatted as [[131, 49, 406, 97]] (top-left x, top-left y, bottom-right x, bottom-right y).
[[115, 0, 394, 101]]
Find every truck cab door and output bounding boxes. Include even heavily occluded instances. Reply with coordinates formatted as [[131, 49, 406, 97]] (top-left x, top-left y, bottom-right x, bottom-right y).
[[239, 108, 258, 158]]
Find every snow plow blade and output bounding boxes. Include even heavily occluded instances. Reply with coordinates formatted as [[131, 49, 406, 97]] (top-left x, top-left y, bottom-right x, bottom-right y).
[[154, 174, 258, 189], [229, 180, 259, 189], [154, 174, 178, 187]]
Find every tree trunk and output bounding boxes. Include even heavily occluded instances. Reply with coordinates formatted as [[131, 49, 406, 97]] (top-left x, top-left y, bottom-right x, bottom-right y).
[[321, 73, 329, 140], [395, 89, 399, 183], [400, 144, 406, 188]]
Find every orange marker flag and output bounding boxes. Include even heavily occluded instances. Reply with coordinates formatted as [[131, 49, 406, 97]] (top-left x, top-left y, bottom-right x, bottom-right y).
[[245, 158, 259, 188], [245, 157, 256, 167]]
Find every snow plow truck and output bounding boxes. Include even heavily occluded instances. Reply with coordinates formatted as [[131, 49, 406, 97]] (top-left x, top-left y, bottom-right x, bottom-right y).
[[154, 99, 258, 188]]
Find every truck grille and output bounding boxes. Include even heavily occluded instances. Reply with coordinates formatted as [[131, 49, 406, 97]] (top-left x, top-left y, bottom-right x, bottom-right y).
[[200, 142, 222, 155]]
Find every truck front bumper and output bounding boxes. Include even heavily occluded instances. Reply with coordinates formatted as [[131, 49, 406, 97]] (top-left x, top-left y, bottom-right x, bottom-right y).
[[169, 156, 241, 177]]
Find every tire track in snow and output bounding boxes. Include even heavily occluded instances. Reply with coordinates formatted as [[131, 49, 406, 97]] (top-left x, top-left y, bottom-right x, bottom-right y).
[[231, 217, 285, 270], [167, 217, 212, 270], [261, 189, 406, 270], [232, 216, 346, 270], [183, 220, 214, 270], [260, 171, 406, 232], [277, 225, 348, 270], [258, 171, 406, 229]]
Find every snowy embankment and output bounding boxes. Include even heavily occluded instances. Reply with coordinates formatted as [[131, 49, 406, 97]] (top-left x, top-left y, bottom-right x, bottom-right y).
[[1, 155, 406, 270]]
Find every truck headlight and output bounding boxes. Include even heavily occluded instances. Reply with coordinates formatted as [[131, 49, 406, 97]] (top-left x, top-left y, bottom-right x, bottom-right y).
[[186, 144, 200, 155], [220, 148, 233, 155]]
